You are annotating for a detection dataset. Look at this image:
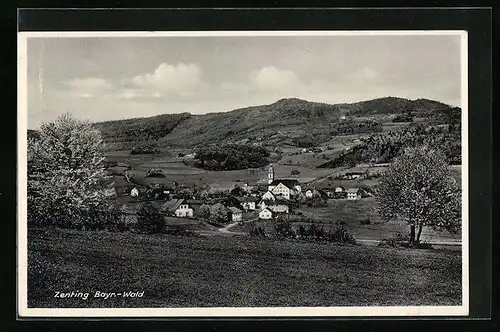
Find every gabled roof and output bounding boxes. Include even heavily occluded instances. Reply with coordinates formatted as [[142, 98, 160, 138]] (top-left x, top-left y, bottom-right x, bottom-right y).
[[259, 207, 274, 216], [161, 199, 185, 211], [228, 207, 242, 214], [268, 179, 300, 188], [346, 188, 361, 193]]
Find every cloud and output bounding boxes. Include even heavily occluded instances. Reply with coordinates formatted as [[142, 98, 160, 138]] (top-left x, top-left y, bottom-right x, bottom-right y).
[[129, 62, 203, 93], [250, 66, 303, 91], [65, 77, 113, 97], [111, 89, 162, 100]]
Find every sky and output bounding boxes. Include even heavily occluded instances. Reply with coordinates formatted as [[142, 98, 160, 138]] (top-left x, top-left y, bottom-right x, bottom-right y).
[[25, 34, 463, 129]]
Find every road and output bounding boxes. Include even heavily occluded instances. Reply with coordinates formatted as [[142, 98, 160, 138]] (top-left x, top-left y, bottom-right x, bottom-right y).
[[194, 218, 258, 237]]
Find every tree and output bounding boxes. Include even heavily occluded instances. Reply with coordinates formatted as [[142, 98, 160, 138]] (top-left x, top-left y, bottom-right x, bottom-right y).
[[136, 202, 165, 234], [27, 113, 115, 228], [376, 145, 461, 245], [198, 204, 211, 220], [209, 203, 230, 224]]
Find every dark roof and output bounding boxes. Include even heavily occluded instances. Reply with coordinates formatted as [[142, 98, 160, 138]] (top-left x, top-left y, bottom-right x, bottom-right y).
[[236, 196, 259, 202], [185, 199, 203, 205], [161, 199, 185, 211], [228, 207, 242, 214], [269, 179, 300, 188], [259, 199, 288, 206]]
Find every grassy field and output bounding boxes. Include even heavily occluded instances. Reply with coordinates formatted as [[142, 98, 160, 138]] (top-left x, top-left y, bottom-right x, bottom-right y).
[[293, 198, 460, 242], [28, 227, 461, 308]]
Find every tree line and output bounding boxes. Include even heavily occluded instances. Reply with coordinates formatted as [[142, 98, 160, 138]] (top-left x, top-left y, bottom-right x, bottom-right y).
[[194, 144, 270, 170]]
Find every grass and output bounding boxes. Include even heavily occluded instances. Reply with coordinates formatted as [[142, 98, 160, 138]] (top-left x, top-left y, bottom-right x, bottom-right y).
[[28, 227, 462, 308], [293, 198, 460, 242]]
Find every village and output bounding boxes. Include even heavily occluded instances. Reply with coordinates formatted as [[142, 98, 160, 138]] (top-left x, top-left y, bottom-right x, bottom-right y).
[[122, 163, 372, 227]]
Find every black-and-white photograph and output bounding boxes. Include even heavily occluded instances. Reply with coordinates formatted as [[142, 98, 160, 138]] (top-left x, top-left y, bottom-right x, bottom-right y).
[[18, 30, 468, 317]]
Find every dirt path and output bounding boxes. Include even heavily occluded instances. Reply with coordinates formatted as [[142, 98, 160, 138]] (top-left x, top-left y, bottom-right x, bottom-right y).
[[216, 218, 258, 235]]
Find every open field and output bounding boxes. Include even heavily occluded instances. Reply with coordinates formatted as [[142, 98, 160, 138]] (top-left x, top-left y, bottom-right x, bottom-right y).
[[28, 227, 461, 308], [295, 198, 460, 242]]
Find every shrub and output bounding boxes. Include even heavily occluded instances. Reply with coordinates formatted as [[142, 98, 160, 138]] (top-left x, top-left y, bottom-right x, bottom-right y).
[[136, 202, 165, 234], [249, 223, 266, 237], [146, 168, 165, 178], [392, 114, 414, 123], [360, 218, 371, 225], [325, 225, 356, 244]]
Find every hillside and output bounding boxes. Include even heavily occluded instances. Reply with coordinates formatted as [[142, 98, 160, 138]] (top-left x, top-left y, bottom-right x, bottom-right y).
[[48, 96, 458, 150], [95, 113, 191, 150], [336, 97, 451, 116], [161, 98, 342, 147]]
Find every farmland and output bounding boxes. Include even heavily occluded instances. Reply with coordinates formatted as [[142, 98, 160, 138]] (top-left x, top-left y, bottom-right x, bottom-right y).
[[28, 227, 462, 308]]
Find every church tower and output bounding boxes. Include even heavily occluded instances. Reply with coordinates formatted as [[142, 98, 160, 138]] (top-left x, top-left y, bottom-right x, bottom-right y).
[[268, 164, 275, 184]]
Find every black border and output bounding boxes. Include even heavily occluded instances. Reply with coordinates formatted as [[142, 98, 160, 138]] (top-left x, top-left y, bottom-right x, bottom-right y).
[[8, 6, 493, 330]]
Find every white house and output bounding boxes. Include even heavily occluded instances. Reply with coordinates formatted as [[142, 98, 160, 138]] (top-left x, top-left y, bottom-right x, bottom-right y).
[[176, 203, 194, 217], [261, 190, 276, 201], [259, 208, 274, 220], [305, 189, 314, 198], [162, 199, 194, 217], [237, 196, 258, 211], [258, 199, 289, 214], [346, 188, 363, 200], [228, 207, 243, 222], [265, 164, 301, 200], [268, 180, 301, 200], [335, 186, 345, 193], [130, 187, 139, 197]]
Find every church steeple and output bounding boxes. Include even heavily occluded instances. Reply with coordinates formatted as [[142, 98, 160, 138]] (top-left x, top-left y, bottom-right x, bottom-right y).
[[268, 164, 275, 184]]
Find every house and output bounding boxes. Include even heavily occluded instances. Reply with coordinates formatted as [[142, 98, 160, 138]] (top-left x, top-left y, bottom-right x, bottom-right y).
[[267, 179, 302, 200], [237, 196, 259, 211], [234, 181, 253, 194], [261, 190, 276, 201], [220, 196, 244, 210], [268, 202, 289, 214], [266, 164, 302, 198], [258, 199, 289, 214], [130, 187, 140, 197], [259, 207, 274, 220], [249, 186, 261, 197], [228, 207, 243, 222], [161, 199, 194, 217], [335, 186, 345, 193], [305, 189, 325, 199], [344, 172, 363, 180], [346, 188, 363, 200]]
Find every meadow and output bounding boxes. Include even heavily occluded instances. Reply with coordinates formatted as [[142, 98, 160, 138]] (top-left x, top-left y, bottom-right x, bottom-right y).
[[28, 227, 462, 308]]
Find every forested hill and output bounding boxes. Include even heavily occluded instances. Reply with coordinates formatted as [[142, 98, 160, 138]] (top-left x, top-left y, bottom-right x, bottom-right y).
[[83, 96, 459, 150], [336, 97, 452, 116]]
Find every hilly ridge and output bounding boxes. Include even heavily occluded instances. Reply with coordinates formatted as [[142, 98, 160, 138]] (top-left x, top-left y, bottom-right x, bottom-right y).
[[92, 96, 456, 150]]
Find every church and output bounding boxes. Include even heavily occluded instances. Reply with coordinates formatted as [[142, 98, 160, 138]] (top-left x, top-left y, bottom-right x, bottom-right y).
[[265, 164, 302, 200]]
